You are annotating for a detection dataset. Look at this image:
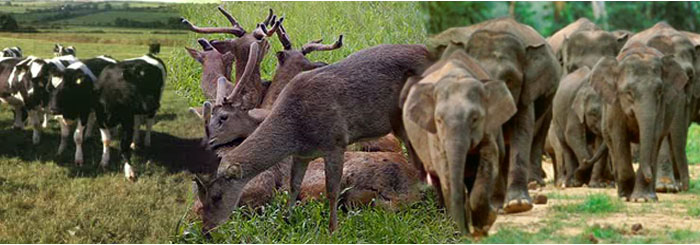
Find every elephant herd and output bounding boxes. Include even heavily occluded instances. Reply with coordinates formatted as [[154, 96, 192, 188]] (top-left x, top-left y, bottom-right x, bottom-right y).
[[183, 9, 700, 237]]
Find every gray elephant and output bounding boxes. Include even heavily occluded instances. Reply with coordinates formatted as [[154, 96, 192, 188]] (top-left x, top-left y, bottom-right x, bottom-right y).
[[590, 42, 688, 201], [627, 23, 700, 193], [427, 18, 560, 213], [547, 24, 628, 188], [403, 50, 516, 236], [549, 67, 614, 188]]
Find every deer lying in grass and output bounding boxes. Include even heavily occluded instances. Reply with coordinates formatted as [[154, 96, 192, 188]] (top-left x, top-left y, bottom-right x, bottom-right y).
[[193, 43, 430, 233]]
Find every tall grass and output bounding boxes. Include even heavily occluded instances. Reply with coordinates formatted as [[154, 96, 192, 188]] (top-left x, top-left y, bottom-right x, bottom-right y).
[[172, 2, 428, 106]]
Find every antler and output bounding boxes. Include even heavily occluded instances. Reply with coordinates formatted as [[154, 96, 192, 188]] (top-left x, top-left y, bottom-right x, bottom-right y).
[[253, 17, 282, 40], [197, 38, 214, 51], [180, 5, 246, 37], [276, 19, 292, 50], [227, 41, 260, 101], [302, 34, 344, 55]]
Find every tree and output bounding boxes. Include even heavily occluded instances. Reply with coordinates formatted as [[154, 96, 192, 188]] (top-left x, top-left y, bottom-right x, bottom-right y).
[[0, 14, 18, 32]]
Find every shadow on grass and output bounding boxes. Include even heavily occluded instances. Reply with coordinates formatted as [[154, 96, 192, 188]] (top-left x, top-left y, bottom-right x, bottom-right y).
[[0, 123, 218, 179]]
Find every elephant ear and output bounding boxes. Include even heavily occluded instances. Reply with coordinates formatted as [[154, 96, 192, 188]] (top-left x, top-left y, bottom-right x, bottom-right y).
[[571, 87, 587, 124], [484, 80, 517, 133], [522, 43, 561, 106], [405, 83, 437, 133], [399, 75, 424, 109], [614, 32, 630, 54], [590, 57, 620, 104], [661, 55, 689, 100]]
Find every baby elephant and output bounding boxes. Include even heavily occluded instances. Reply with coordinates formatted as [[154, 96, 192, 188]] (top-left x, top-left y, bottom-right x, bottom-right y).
[[549, 67, 614, 188], [402, 50, 516, 236]]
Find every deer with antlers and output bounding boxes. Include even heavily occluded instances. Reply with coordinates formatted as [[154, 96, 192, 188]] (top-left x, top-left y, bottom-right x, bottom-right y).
[[192, 40, 430, 233], [181, 6, 281, 108]]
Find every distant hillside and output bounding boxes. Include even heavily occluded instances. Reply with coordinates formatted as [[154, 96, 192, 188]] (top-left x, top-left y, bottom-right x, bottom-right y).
[[0, 1, 183, 30]]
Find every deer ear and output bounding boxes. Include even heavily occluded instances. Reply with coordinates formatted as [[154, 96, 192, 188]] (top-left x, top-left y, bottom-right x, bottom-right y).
[[405, 83, 436, 133], [248, 108, 269, 123], [590, 57, 620, 104], [215, 77, 230, 105], [484, 80, 517, 132], [186, 47, 203, 63]]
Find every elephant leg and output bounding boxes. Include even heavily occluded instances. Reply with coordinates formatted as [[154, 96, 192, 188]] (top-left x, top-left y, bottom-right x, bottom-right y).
[[589, 137, 608, 188], [604, 108, 635, 200], [503, 104, 534, 213], [528, 106, 551, 186], [562, 145, 582, 187], [564, 117, 593, 185], [668, 109, 690, 192], [549, 127, 566, 188], [656, 138, 679, 193], [491, 138, 508, 211], [471, 139, 498, 236], [429, 173, 446, 208]]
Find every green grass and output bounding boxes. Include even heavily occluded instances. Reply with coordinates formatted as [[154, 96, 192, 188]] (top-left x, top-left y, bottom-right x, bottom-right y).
[[553, 193, 623, 214], [686, 125, 700, 164], [173, 1, 428, 106], [50, 10, 179, 26]]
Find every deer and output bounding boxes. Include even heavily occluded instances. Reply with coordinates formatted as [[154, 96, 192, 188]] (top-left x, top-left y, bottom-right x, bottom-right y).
[[192, 43, 431, 234], [181, 6, 281, 109], [190, 20, 418, 216]]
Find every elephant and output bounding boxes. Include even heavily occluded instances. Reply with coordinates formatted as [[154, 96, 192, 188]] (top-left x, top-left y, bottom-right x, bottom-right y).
[[547, 17, 601, 64], [557, 29, 629, 75], [626, 23, 700, 193], [427, 17, 561, 213], [590, 42, 688, 201], [402, 50, 516, 236], [549, 67, 614, 188]]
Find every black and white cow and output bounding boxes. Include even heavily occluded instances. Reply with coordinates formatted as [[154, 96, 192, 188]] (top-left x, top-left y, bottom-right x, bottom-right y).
[[10, 55, 78, 144], [95, 54, 165, 180], [48, 56, 117, 165], [2, 47, 22, 58], [0, 57, 26, 129], [54, 44, 76, 57]]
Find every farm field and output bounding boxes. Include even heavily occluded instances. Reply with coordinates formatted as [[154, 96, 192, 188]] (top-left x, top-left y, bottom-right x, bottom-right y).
[[0, 1, 699, 244]]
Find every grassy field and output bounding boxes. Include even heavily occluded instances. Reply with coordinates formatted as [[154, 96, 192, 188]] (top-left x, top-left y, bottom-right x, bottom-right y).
[[1, 1, 700, 244]]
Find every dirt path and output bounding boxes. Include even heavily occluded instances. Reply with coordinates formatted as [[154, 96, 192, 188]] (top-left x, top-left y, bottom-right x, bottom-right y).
[[490, 163, 700, 239]]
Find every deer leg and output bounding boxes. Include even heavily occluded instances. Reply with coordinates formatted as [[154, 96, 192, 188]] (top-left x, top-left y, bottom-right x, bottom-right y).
[[324, 148, 344, 233], [287, 156, 310, 211]]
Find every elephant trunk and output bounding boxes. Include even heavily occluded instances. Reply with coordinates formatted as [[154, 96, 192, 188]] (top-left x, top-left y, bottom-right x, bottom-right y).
[[583, 143, 608, 166], [444, 130, 472, 235], [636, 101, 660, 183]]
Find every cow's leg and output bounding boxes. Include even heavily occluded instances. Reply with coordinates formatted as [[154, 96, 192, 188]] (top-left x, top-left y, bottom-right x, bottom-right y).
[[41, 108, 49, 128], [84, 112, 96, 140], [130, 115, 141, 150], [28, 109, 41, 144], [99, 128, 111, 168], [144, 116, 154, 147], [12, 106, 24, 129], [122, 118, 136, 181], [58, 118, 72, 155], [73, 120, 85, 165]]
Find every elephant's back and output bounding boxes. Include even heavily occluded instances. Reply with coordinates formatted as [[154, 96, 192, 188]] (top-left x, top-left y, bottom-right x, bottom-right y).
[[547, 18, 601, 55]]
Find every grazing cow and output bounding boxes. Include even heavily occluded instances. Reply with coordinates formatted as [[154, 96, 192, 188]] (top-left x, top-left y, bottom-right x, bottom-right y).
[[0, 57, 26, 128], [48, 56, 117, 164], [95, 53, 166, 180], [2, 47, 22, 58], [54, 44, 76, 57]]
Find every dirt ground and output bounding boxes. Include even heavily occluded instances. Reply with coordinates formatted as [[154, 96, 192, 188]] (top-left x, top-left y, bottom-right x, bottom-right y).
[[490, 162, 700, 238]]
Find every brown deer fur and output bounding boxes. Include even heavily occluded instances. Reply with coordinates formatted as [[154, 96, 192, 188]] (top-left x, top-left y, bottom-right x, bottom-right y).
[[195, 44, 430, 233]]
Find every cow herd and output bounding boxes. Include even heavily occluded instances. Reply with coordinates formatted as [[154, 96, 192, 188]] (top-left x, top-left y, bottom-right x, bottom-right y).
[[0, 43, 166, 180]]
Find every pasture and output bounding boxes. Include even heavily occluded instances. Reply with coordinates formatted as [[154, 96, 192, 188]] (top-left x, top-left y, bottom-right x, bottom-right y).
[[0, 1, 699, 244]]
